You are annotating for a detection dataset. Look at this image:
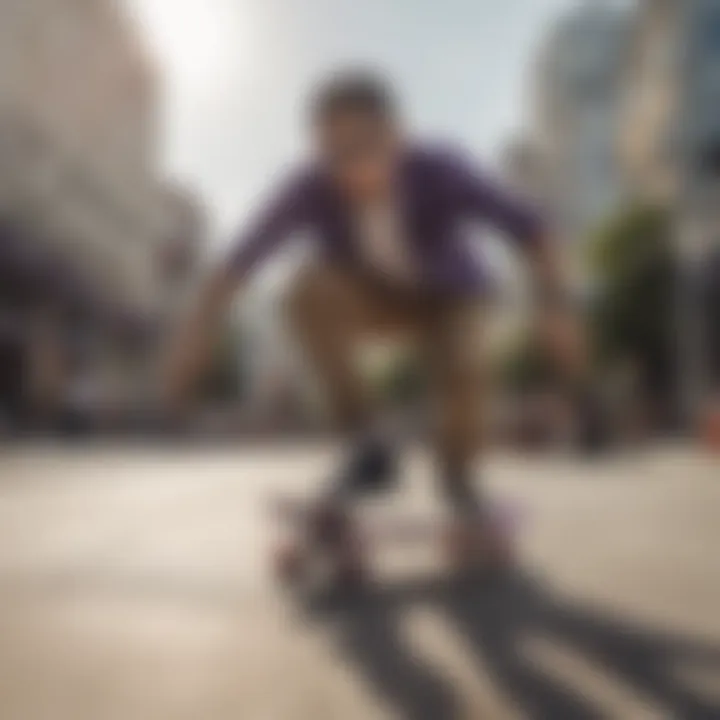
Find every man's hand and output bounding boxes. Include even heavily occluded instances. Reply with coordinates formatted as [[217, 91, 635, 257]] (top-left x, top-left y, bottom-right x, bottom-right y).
[[527, 236, 588, 382], [537, 304, 588, 383], [160, 268, 239, 418], [526, 235, 612, 452]]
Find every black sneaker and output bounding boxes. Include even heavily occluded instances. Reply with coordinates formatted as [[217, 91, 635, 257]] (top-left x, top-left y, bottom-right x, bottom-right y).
[[335, 437, 398, 498]]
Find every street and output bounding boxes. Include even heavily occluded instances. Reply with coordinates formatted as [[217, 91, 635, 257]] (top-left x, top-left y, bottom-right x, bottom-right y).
[[0, 445, 718, 719]]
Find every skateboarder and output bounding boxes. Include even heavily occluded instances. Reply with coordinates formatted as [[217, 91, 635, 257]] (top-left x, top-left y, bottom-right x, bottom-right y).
[[163, 69, 586, 569]]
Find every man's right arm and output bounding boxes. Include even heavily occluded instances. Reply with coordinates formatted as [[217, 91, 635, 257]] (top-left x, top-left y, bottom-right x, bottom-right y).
[[162, 265, 238, 416], [161, 170, 312, 414]]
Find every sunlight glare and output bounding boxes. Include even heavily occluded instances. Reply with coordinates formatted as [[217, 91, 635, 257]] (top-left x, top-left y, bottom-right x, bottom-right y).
[[139, 0, 246, 91]]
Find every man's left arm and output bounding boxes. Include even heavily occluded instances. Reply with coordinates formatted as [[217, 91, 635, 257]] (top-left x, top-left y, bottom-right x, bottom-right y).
[[452, 155, 586, 379]]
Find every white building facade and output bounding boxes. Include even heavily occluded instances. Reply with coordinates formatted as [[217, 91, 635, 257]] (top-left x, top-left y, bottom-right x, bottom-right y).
[[0, 0, 205, 426], [533, 2, 630, 243]]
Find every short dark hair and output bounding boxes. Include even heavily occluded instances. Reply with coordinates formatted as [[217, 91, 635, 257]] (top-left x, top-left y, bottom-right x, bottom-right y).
[[310, 69, 397, 125]]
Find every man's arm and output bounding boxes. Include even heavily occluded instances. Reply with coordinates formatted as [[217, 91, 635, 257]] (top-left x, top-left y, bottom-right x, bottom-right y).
[[449, 153, 547, 259], [451, 154, 586, 376], [525, 234, 587, 380], [162, 266, 239, 415], [162, 171, 312, 413]]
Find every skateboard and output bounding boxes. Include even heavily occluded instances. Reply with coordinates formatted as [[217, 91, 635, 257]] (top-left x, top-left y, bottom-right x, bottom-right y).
[[268, 495, 527, 592]]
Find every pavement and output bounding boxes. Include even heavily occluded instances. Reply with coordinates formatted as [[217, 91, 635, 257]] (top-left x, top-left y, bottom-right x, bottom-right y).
[[0, 444, 718, 720]]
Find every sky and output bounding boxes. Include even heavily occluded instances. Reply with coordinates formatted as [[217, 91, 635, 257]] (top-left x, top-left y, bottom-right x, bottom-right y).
[[130, 0, 583, 246]]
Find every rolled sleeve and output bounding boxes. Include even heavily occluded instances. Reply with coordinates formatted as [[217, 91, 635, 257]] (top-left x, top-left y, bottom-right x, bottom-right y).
[[226, 169, 313, 279], [450, 154, 545, 246]]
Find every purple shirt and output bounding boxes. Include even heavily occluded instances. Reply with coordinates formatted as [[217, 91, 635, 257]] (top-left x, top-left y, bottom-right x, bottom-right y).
[[228, 145, 544, 294]]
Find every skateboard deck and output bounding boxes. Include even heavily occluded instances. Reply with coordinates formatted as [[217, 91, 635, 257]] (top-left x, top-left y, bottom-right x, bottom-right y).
[[268, 495, 529, 593], [267, 495, 527, 547]]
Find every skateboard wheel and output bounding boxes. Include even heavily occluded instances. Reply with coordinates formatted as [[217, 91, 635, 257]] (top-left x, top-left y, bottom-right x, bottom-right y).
[[443, 526, 475, 567], [273, 543, 305, 585], [332, 559, 367, 591], [444, 522, 514, 574], [311, 503, 352, 546], [331, 538, 368, 590]]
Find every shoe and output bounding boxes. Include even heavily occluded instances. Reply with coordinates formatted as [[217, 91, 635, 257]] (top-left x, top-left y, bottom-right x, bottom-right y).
[[335, 437, 398, 497]]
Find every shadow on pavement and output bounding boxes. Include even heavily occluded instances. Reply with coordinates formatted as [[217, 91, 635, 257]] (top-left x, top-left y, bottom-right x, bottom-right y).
[[2, 565, 718, 719], [308, 571, 720, 720]]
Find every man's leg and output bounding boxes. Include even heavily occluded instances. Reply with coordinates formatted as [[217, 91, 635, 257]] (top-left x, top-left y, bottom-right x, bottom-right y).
[[423, 298, 487, 517], [285, 264, 419, 501]]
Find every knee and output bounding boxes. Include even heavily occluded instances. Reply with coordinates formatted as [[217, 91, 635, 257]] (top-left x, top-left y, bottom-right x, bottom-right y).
[[436, 365, 485, 452], [437, 357, 485, 408], [283, 267, 347, 334]]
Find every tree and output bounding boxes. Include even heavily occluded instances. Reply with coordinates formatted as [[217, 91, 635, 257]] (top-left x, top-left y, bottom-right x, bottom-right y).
[[587, 202, 676, 406]]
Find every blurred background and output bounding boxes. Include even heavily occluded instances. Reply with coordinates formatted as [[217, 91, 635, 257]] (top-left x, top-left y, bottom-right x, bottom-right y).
[[0, 3, 719, 719], [1, 0, 719, 449]]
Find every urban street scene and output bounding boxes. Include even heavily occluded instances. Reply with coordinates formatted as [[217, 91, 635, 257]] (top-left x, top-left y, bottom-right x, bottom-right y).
[[0, 1, 719, 719]]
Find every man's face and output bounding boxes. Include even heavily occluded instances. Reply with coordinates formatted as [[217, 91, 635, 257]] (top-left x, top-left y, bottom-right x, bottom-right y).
[[317, 111, 400, 200]]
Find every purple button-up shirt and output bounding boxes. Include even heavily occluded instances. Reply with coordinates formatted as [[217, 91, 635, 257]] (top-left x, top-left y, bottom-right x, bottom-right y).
[[228, 144, 544, 294]]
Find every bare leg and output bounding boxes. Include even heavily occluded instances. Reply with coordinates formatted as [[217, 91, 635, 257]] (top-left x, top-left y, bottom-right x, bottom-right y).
[[285, 265, 373, 432], [285, 265, 421, 500], [423, 298, 487, 515]]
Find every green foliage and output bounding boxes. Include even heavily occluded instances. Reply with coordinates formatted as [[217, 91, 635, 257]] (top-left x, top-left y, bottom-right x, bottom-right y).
[[587, 202, 675, 394], [589, 203, 672, 281]]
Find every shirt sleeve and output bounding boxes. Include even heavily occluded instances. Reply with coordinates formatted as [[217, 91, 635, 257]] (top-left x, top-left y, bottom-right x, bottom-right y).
[[449, 153, 546, 247], [225, 169, 313, 278]]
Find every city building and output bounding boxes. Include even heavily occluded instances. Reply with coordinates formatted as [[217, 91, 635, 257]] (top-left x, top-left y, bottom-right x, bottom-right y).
[[614, 0, 720, 413], [0, 0, 205, 429], [617, 0, 679, 202], [532, 1, 630, 244], [619, 0, 720, 205], [500, 138, 547, 205]]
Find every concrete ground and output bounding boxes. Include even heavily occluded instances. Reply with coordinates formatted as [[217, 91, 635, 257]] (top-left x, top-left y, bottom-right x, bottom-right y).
[[0, 444, 718, 720]]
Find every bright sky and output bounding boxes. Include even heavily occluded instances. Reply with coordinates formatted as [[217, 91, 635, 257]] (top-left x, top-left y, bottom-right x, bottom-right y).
[[130, 0, 583, 245]]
